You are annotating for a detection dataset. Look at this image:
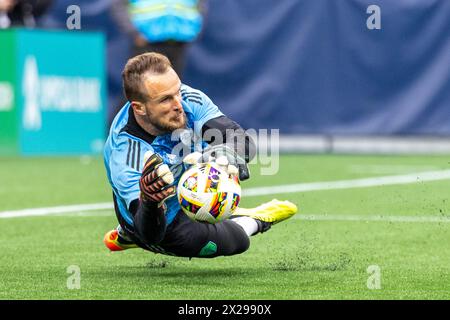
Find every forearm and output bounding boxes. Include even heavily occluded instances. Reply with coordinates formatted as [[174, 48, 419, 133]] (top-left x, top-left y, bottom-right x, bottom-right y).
[[202, 115, 257, 163], [132, 199, 167, 245], [132, 152, 174, 245]]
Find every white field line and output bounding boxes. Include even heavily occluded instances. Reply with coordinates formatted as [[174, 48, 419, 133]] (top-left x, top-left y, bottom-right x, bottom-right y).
[[296, 214, 450, 223], [4, 208, 450, 224], [0, 203, 113, 218], [48, 210, 114, 217], [243, 169, 450, 197], [347, 164, 443, 175], [1, 169, 450, 219]]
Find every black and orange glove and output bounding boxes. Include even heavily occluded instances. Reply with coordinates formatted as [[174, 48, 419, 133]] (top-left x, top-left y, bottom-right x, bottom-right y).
[[139, 153, 176, 205]]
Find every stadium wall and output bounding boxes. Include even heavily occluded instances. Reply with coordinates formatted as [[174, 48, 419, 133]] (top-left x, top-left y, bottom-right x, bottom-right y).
[[0, 28, 106, 156], [36, 0, 450, 154], [277, 135, 450, 154], [184, 0, 450, 136]]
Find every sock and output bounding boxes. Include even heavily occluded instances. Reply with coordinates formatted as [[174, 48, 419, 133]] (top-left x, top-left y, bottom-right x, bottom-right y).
[[117, 225, 132, 242], [230, 216, 259, 237]]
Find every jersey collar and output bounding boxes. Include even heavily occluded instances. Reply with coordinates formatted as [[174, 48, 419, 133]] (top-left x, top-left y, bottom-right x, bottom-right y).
[[120, 105, 156, 144]]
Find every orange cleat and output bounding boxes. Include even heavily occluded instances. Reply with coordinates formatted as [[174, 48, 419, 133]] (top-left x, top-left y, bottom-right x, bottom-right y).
[[103, 229, 138, 251]]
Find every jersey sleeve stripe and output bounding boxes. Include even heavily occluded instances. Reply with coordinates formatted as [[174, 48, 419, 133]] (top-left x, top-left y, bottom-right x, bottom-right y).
[[181, 93, 201, 100], [181, 88, 198, 94], [126, 138, 132, 166], [131, 140, 137, 170], [136, 141, 141, 172], [186, 97, 202, 105]]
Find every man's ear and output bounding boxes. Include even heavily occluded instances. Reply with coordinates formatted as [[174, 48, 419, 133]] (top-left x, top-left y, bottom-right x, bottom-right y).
[[131, 101, 146, 116]]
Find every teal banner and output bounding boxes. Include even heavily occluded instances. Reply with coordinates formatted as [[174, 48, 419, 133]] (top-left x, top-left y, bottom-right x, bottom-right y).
[[0, 29, 106, 156]]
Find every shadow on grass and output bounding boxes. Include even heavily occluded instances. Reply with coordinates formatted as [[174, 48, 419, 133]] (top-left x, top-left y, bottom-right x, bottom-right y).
[[117, 267, 253, 278], [87, 262, 261, 283]]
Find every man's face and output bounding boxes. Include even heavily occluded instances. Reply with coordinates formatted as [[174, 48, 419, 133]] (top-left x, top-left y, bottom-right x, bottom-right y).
[[140, 68, 186, 134]]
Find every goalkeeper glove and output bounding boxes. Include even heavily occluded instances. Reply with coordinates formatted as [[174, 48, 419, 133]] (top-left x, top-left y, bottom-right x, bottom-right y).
[[183, 144, 250, 181], [140, 152, 176, 205]]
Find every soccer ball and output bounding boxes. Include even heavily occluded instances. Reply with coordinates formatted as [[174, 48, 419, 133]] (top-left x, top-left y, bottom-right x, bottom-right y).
[[177, 162, 241, 223]]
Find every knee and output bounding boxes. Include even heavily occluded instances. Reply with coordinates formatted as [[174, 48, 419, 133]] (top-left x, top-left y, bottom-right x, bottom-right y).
[[226, 227, 250, 256], [203, 224, 250, 257], [233, 233, 250, 255]]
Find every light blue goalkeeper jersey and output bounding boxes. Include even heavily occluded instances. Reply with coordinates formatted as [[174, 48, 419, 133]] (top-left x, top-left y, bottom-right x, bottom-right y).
[[104, 84, 223, 226]]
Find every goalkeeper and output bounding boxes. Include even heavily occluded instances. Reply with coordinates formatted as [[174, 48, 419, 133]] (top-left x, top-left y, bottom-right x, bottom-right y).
[[103, 52, 297, 258]]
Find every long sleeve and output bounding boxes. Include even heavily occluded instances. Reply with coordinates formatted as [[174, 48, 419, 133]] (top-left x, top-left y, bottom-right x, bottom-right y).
[[202, 115, 257, 163], [130, 199, 167, 245]]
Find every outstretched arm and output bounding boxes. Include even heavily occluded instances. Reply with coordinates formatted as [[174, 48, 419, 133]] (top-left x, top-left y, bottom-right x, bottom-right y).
[[131, 153, 175, 245], [202, 115, 257, 180]]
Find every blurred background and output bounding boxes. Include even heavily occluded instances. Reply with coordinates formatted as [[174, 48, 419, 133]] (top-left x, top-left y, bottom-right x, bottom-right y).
[[1, 1, 450, 300], [0, 0, 449, 155]]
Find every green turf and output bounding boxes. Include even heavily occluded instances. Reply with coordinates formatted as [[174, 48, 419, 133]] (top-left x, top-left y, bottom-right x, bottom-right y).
[[1, 154, 450, 299]]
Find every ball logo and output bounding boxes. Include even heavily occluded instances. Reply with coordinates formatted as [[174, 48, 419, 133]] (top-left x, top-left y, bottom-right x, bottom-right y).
[[183, 173, 198, 192], [204, 165, 220, 192]]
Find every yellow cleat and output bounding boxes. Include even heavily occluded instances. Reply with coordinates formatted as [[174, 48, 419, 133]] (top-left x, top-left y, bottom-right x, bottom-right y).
[[103, 229, 139, 251], [232, 199, 298, 224]]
